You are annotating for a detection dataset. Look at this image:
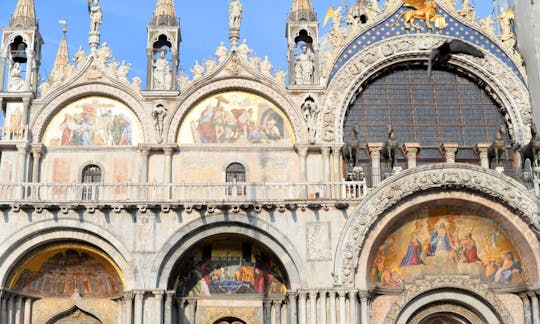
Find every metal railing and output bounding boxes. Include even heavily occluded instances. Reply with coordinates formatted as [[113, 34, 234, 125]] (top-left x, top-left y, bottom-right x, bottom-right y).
[[0, 181, 366, 205]]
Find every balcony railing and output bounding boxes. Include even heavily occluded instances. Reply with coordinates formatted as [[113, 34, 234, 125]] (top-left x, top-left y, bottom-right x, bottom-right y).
[[0, 181, 366, 205]]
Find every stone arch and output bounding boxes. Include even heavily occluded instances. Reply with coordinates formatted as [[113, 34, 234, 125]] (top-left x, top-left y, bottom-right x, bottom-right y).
[[31, 83, 148, 144], [383, 277, 513, 323], [45, 306, 104, 324], [1, 32, 33, 52], [333, 163, 539, 287], [150, 213, 305, 289], [320, 35, 531, 145], [167, 79, 308, 144], [0, 218, 141, 289]]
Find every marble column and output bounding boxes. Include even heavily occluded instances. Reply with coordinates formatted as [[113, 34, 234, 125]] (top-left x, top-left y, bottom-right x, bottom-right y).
[[171, 50, 179, 90], [23, 298, 31, 324], [367, 143, 383, 187], [16, 144, 28, 185], [329, 291, 337, 324], [298, 291, 307, 324], [528, 291, 540, 324], [31, 144, 43, 183], [183, 299, 196, 324], [309, 291, 317, 324], [349, 290, 358, 324], [521, 293, 532, 324], [338, 291, 346, 324], [403, 143, 420, 169], [154, 290, 164, 324], [25, 54, 33, 90], [322, 147, 331, 183], [164, 291, 175, 324], [440, 143, 458, 163], [264, 300, 272, 324], [288, 292, 298, 324], [14, 296, 22, 324], [146, 49, 154, 89], [7, 294, 14, 324], [475, 144, 490, 169], [272, 300, 281, 324], [0, 291, 6, 323], [124, 291, 134, 324], [320, 290, 327, 324], [163, 147, 174, 185], [134, 291, 144, 324], [0, 55, 6, 91], [331, 145, 342, 181], [176, 298, 185, 324], [297, 146, 308, 183], [139, 146, 151, 183], [359, 291, 369, 324]]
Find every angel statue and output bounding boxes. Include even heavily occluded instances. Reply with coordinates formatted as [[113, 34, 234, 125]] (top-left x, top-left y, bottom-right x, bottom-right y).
[[323, 6, 347, 49], [88, 0, 103, 33]]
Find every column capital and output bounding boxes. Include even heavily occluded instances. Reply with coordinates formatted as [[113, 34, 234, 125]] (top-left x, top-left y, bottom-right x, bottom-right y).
[[358, 290, 371, 299], [440, 143, 459, 162], [338, 289, 348, 298], [153, 290, 165, 299], [166, 291, 176, 299], [367, 142, 384, 154], [146, 48, 154, 56], [138, 144, 151, 155], [321, 146, 331, 155], [16, 143, 29, 151], [31, 143, 43, 155], [295, 145, 308, 157], [520, 293, 530, 299], [134, 290, 145, 300], [403, 142, 421, 155], [124, 291, 135, 300], [308, 291, 318, 299], [527, 291, 538, 298], [297, 291, 308, 299]]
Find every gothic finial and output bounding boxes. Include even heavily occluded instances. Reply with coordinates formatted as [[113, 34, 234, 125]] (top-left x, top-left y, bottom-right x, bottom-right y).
[[151, 0, 178, 26], [290, 0, 316, 21], [51, 20, 70, 79], [10, 0, 37, 27]]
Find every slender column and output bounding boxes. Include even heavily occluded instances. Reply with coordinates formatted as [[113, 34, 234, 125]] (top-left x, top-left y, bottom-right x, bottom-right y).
[[521, 293, 532, 324], [280, 299, 287, 324], [23, 298, 31, 324], [349, 290, 358, 324], [298, 291, 307, 324], [322, 147, 331, 183], [164, 291, 174, 324], [171, 50, 178, 90], [139, 146, 151, 183], [320, 290, 327, 324], [176, 298, 185, 324], [0, 55, 6, 91], [14, 296, 22, 324], [329, 291, 337, 324], [188, 299, 197, 324], [403, 143, 420, 169], [16, 144, 28, 184], [264, 300, 272, 324], [7, 294, 14, 324], [529, 291, 540, 324], [296, 146, 308, 183], [154, 290, 164, 324], [367, 143, 383, 187], [309, 291, 317, 324], [338, 291, 346, 324], [31, 144, 43, 182], [359, 291, 369, 324], [0, 291, 6, 324], [331, 145, 342, 182], [272, 300, 281, 324], [288, 292, 297, 324], [146, 49, 154, 90], [25, 54, 33, 91], [163, 147, 174, 184], [124, 291, 134, 324], [475, 143, 490, 169], [134, 291, 144, 324], [440, 143, 459, 163]]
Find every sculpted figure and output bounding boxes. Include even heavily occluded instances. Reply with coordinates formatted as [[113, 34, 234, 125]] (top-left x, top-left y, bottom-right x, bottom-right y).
[[215, 42, 228, 63], [152, 104, 168, 136], [295, 44, 315, 85], [153, 49, 172, 90], [237, 39, 252, 61], [88, 0, 103, 33], [8, 62, 25, 91], [301, 98, 319, 144], [191, 61, 205, 81], [74, 46, 88, 70], [260, 56, 273, 76], [229, 0, 243, 29]]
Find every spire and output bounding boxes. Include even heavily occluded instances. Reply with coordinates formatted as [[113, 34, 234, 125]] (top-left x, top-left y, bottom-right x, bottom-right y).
[[290, 0, 316, 21], [151, 0, 178, 26], [10, 0, 37, 28], [50, 21, 70, 82]]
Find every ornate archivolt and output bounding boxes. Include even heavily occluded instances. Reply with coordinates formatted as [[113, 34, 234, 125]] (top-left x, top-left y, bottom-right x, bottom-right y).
[[30, 82, 148, 144], [320, 34, 532, 145], [383, 276, 513, 324], [333, 164, 539, 287], [167, 77, 308, 145]]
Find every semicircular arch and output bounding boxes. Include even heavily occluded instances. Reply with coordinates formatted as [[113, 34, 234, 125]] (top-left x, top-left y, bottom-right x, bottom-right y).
[[150, 213, 305, 290], [320, 35, 531, 145], [31, 83, 148, 144], [167, 78, 308, 145], [0, 218, 141, 289], [333, 163, 540, 288]]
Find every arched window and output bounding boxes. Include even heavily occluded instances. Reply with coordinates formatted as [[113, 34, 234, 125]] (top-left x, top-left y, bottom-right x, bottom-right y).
[[81, 164, 102, 200], [226, 163, 246, 196]]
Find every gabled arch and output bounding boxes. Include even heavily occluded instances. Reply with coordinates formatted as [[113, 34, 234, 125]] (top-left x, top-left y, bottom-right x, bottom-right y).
[[333, 163, 539, 287], [320, 35, 531, 145]]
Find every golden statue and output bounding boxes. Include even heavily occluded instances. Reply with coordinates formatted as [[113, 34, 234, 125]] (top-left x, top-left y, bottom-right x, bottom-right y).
[[392, 0, 439, 29]]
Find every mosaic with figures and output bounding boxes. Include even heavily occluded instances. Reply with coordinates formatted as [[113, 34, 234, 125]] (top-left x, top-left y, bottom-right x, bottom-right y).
[[178, 91, 294, 145], [371, 207, 525, 287], [12, 248, 123, 298], [173, 238, 288, 297]]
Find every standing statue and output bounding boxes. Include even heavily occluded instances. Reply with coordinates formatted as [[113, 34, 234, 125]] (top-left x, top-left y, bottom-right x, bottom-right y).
[[153, 49, 172, 90], [295, 44, 315, 85], [8, 62, 25, 92], [88, 0, 103, 33], [301, 97, 319, 144], [152, 104, 168, 137], [488, 125, 508, 169], [381, 125, 398, 170], [229, 0, 243, 30]]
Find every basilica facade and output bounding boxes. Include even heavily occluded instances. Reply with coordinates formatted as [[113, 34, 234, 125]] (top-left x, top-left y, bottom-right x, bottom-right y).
[[0, 0, 539, 323]]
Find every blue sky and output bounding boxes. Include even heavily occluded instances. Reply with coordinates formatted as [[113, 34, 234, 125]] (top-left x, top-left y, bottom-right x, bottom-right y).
[[0, 0, 496, 84]]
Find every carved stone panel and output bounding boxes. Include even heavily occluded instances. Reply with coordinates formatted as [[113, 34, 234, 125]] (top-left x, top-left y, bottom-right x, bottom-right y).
[[306, 222, 332, 261]]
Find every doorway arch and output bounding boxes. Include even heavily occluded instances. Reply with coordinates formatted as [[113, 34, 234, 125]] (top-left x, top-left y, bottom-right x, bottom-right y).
[[213, 318, 247, 324]]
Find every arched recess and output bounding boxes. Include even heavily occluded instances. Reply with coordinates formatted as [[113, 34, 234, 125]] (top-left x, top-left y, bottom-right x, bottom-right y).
[[31, 83, 148, 144], [150, 214, 304, 290], [167, 79, 308, 145], [47, 307, 102, 324], [0, 219, 141, 289], [320, 35, 531, 145], [333, 163, 540, 287], [383, 278, 514, 323]]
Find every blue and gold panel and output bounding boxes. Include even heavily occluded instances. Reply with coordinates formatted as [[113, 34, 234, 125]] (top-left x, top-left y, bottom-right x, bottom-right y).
[[329, 4, 523, 82]]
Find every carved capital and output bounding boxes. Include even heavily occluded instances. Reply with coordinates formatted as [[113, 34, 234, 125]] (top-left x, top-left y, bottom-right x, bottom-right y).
[[440, 143, 459, 163], [153, 290, 164, 300], [124, 291, 135, 301]]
